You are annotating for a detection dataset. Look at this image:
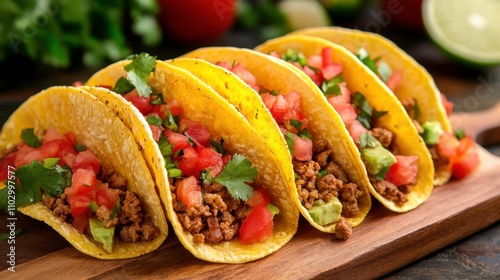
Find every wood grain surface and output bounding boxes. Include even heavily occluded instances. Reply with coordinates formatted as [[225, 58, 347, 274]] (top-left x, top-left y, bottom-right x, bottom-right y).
[[1, 103, 499, 279]]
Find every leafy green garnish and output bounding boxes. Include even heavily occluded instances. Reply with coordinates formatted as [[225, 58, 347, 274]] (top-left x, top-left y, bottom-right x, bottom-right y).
[[358, 133, 379, 149], [284, 131, 295, 155], [74, 143, 87, 152], [13, 161, 72, 208], [21, 128, 40, 148], [356, 48, 379, 74], [210, 139, 225, 155], [146, 114, 162, 126], [213, 154, 258, 201], [123, 53, 157, 97], [377, 61, 392, 83], [43, 158, 60, 169], [412, 98, 421, 120], [352, 92, 373, 129], [321, 76, 345, 97], [298, 129, 312, 140], [150, 93, 166, 105], [113, 77, 135, 94], [454, 128, 466, 140], [318, 170, 328, 178], [373, 109, 388, 119], [290, 119, 302, 131], [283, 49, 307, 66], [375, 164, 391, 180], [163, 109, 179, 132]]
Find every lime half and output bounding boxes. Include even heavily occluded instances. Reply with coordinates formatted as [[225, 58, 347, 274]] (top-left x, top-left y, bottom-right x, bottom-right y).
[[423, 0, 500, 66], [278, 0, 332, 31]]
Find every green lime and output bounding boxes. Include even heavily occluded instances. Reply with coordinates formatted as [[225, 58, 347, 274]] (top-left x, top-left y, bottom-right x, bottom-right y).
[[422, 0, 500, 67], [278, 0, 332, 31]]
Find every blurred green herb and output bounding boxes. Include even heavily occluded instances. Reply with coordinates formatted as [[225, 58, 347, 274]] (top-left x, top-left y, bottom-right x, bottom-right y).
[[0, 0, 161, 68], [236, 0, 289, 41]]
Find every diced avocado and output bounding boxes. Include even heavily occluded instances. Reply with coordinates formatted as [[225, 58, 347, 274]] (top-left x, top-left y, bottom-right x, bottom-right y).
[[361, 144, 397, 175], [89, 217, 115, 253], [307, 197, 342, 226], [267, 204, 280, 215], [421, 121, 444, 145]]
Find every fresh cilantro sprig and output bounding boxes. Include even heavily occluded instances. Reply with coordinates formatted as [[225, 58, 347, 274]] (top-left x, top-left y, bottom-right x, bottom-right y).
[[356, 48, 393, 83], [213, 154, 258, 201], [124, 53, 157, 97], [358, 133, 379, 149], [283, 49, 307, 66], [0, 161, 72, 212], [352, 92, 373, 129], [21, 128, 40, 148]]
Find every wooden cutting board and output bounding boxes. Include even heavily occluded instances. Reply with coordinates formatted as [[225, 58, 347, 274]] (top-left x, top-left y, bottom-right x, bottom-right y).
[[1, 104, 499, 280]]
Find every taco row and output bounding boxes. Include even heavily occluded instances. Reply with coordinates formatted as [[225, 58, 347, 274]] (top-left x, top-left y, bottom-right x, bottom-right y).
[[0, 27, 479, 262]]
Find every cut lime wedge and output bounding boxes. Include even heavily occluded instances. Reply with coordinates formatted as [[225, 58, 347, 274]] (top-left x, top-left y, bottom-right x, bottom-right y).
[[422, 0, 500, 66], [278, 0, 332, 31]]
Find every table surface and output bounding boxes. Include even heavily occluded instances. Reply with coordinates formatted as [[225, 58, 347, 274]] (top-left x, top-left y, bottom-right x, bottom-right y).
[[0, 7, 499, 279]]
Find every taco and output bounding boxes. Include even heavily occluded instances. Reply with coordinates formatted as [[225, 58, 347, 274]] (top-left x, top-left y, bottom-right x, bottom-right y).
[[85, 54, 299, 263], [0, 86, 168, 259], [291, 27, 480, 185], [171, 49, 372, 240], [254, 35, 435, 213]]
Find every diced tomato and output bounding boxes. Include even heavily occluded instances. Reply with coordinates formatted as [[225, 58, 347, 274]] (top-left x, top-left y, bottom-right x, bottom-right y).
[[186, 124, 211, 148], [247, 188, 271, 208], [150, 125, 164, 142], [215, 61, 232, 70], [123, 90, 154, 116], [67, 195, 92, 218], [17, 150, 49, 167], [328, 98, 357, 127], [321, 47, 332, 68], [65, 168, 97, 197], [44, 126, 67, 142], [222, 154, 232, 165], [176, 176, 202, 208], [95, 187, 118, 210], [64, 132, 75, 145], [348, 121, 369, 144], [339, 83, 351, 103], [71, 150, 100, 174], [440, 94, 454, 116], [269, 94, 287, 123], [60, 152, 76, 168], [321, 63, 342, 81], [72, 208, 92, 233], [437, 132, 459, 160], [178, 146, 200, 177], [239, 205, 274, 244], [165, 98, 183, 116], [196, 147, 223, 178], [152, 104, 167, 119], [40, 139, 77, 159], [269, 51, 281, 59], [293, 135, 313, 161], [260, 92, 276, 111], [0, 152, 17, 182], [167, 132, 190, 153], [231, 63, 258, 90], [385, 155, 419, 186], [451, 136, 480, 179], [178, 118, 200, 131], [307, 54, 323, 69], [386, 71, 403, 92]]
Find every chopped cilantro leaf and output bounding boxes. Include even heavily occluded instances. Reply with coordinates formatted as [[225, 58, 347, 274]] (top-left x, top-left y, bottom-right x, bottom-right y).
[[21, 128, 40, 148], [146, 114, 162, 126], [113, 77, 135, 94], [214, 154, 257, 201], [318, 170, 328, 177], [210, 139, 224, 155], [358, 133, 379, 149], [373, 109, 388, 119], [163, 109, 179, 132], [454, 128, 466, 140], [150, 93, 166, 105], [321, 78, 343, 97], [352, 92, 373, 129], [43, 158, 60, 169], [124, 53, 157, 97], [375, 164, 391, 180], [15, 161, 72, 207], [157, 136, 172, 157], [283, 49, 307, 66], [298, 129, 312, 140], [356, 47, 379, 75], [290, 119, 302, 131], [412, 98, 421, 120], [74, 143, 87, 152], [377, 61, 392, 83], [284, 131, 295, 155]]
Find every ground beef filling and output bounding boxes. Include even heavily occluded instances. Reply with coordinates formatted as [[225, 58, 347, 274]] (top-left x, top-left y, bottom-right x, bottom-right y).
[[293, 139, 363, 238], [171, 179, 249, 244], [365, 125, 413, 206], [42, 169, 159, 243]]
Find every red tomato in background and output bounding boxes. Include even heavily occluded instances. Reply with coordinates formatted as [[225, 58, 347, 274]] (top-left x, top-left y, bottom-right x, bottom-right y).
[[157, 0, 236, 44]]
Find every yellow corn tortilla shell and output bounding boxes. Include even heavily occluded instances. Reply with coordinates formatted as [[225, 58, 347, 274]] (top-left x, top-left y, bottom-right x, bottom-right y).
[[291, 27, 453, 185], [170, 50, 372, 233], [0, 86, 168, 259], [86, 61, 299, 263], [255, 35, 435, 213]]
